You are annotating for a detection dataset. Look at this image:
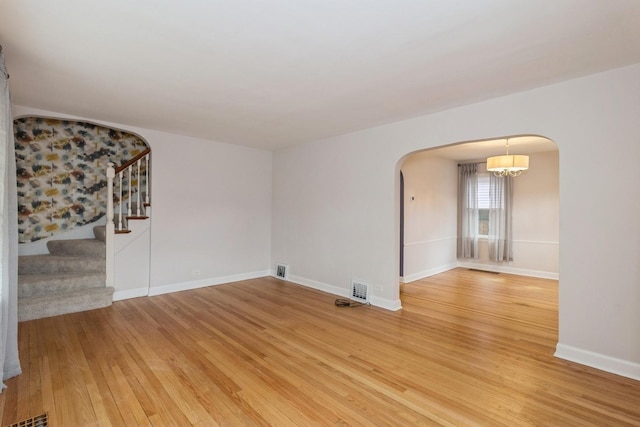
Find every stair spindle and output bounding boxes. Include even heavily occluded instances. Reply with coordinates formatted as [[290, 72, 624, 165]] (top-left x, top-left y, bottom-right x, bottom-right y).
[[105, 163, 115, 287], [106, 163, 115, 231], [145, 154, 150, 205], [127, 165, 132, 217], [136, 158, 142, 216], [118, 171, 124, 231]]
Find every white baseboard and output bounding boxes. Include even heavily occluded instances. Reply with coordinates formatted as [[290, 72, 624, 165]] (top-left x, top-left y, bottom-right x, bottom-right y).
[[555, 343, 640, 381], [457, 261, 559, 280], [117, 270, 404, 311], [148, 270, 271, 297], [401, 263, 458, 283], [370, 296, 403, 311], [286, 274, 350, 299], [286, 274, 402, 312], [113, 287, 149, 301]]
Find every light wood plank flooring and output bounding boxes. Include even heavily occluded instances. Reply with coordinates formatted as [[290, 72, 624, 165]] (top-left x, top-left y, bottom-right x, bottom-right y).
[[1, 268, 639, 426]]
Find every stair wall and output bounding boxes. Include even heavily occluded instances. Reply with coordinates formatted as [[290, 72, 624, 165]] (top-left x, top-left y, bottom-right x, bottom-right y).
[[113, 218, 151, 300]]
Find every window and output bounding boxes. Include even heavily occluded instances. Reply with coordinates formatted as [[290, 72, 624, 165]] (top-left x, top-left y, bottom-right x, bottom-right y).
[[477, 172, 490, 236], [458, 165, 513, 261]]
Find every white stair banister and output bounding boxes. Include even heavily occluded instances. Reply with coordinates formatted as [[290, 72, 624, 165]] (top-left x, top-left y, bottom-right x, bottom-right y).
[[145, 153, 150, 206], [110, 149, 151, 232], [105, 149, 151, 293], [127, 165, 132, 217], [106, 162, 115, 287], [118, 170, 124, 231], [136, 158, 142, 216]]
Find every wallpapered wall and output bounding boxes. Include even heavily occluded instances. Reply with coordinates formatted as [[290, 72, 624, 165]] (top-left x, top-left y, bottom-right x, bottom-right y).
[[14, 116, 149, 243]]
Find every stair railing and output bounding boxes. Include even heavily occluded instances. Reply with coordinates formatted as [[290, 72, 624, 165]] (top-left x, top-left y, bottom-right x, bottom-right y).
[[105, 148, 151, 287], [106, 163, 115, 287]]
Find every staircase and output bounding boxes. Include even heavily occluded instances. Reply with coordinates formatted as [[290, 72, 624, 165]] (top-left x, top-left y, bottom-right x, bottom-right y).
[[17, 225, 114, 321], [16, 149, 150, 321]]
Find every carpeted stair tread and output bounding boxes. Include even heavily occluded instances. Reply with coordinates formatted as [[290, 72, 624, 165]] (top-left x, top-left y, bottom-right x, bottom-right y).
[[19, 272, 106, 298], [93, 225, 106, 242], [18, 229, 115, 321], [19, 254, 105, 275], [47, 238, 105, 257], [18, 286, 115, 322]]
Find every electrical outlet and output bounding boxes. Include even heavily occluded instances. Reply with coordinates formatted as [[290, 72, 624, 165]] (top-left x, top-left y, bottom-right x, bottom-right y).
[[192, 270, 201, 276], [375, 285, 382, 291]]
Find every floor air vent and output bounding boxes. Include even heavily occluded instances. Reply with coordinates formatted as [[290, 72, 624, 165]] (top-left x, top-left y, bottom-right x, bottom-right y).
[[6, 413, 48, 427], [275, 264, 289, 280], [351, 280, 370, 303]]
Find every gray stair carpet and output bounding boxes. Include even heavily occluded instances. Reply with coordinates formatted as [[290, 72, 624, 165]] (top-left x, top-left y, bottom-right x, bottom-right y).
[[93, 225, 107, 242], [18, 226, 114, 322]]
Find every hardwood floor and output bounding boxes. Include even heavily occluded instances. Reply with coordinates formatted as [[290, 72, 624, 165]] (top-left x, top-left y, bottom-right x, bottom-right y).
[[1, 268, 639, 426]]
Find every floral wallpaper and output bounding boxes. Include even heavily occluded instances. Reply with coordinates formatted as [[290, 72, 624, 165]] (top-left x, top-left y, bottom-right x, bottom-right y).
[[14, 116, 149, 243]]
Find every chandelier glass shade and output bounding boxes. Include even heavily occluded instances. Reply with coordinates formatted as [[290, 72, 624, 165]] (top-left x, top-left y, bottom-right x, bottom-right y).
[[486, 140, 529, 177]]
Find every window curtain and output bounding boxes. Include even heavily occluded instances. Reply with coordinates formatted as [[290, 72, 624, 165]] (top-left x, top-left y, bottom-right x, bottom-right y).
[[488, 174, 513, 262], [0, 45, 21, 391], [457, 163, 479, 259]]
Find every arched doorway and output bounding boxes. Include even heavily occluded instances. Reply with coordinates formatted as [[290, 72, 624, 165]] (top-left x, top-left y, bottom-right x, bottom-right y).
[[397, 135, 559, 288]]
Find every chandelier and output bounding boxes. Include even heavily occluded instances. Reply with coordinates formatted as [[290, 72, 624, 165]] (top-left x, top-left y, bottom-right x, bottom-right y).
[[486, 139, 529, 177]]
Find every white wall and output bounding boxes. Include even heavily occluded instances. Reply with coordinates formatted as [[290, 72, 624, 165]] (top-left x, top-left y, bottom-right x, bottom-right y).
[[271, 139, 403, 309], [271, 64, 640, 380], [460, 150, 559, 278], [113, 218, 150, 299], [400, 152, 458, 282], [14, 105, 273, 296], [146, 127, 272, 294]]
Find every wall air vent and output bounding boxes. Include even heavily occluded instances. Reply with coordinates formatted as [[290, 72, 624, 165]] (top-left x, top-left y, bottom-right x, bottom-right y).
[[275, 264, 289, 280], [350, 280, 370, 304]]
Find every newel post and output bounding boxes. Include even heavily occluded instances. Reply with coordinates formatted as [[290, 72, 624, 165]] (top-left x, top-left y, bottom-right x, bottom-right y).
[[106, 162, 115, 287]]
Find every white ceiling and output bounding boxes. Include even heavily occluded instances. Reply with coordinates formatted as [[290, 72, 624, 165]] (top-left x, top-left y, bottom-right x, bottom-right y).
[[1, 1, 640, 152]]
